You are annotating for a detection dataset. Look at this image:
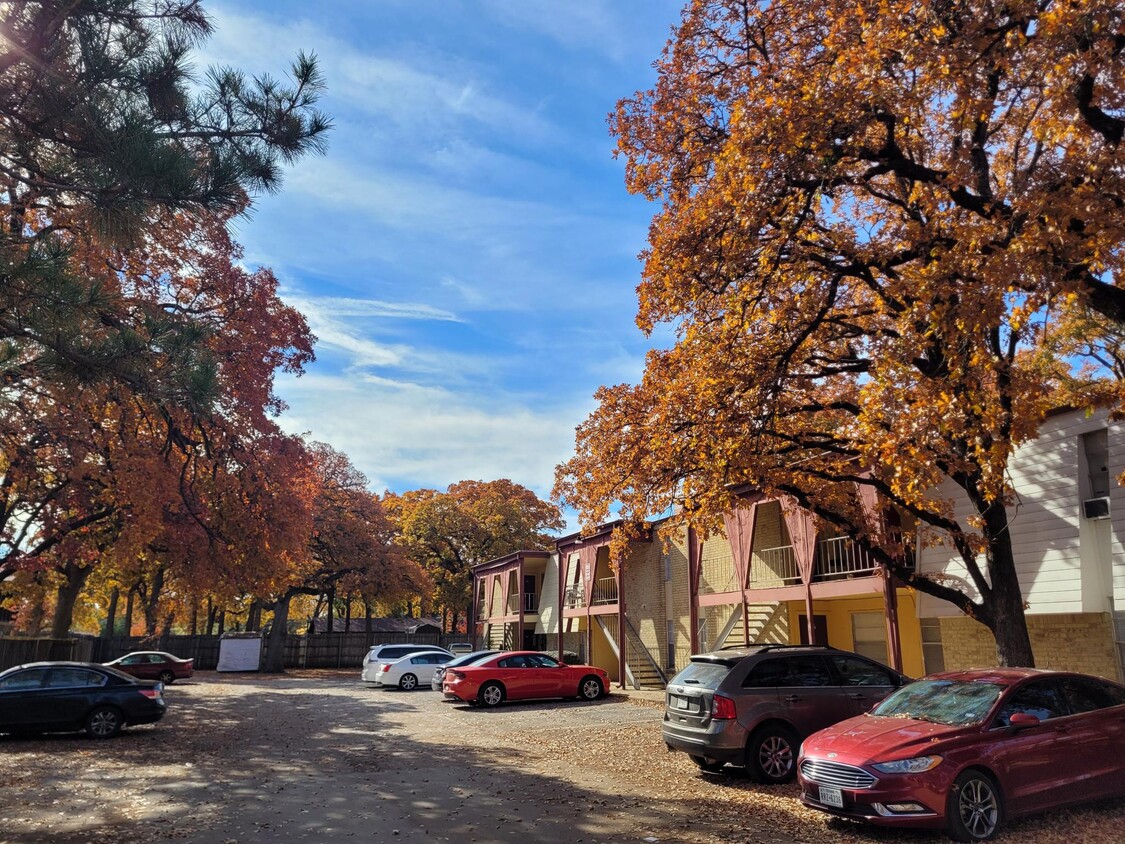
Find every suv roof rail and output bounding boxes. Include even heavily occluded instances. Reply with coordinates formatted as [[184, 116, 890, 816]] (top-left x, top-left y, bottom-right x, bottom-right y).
[[717, 643, 845, 653]]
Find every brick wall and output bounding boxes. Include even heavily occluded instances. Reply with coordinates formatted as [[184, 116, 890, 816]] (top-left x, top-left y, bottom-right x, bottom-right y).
[[623, 535, 667, 664], [939, 612, 1122, 681]]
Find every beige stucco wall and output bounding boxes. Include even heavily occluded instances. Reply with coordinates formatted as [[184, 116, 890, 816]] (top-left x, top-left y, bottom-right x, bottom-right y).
[[939, 612, 1122, 682]]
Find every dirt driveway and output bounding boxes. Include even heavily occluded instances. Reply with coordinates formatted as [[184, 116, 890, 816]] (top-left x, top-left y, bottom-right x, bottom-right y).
[[1, 671, 1123, 844]]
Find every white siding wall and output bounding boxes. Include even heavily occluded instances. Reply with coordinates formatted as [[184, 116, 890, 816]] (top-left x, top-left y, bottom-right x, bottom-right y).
[[918, 408, 1123, 618], [533, 554, 560, 636]]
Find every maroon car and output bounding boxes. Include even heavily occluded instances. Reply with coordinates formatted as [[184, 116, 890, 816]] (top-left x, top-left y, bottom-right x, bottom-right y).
[[798, 668, 1125, 841], [104, 651, 194, 685]]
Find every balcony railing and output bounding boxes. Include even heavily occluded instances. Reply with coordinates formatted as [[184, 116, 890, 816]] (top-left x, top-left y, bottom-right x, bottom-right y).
[[750, 537, 889, 587], [524, 592, 539, 613], [815, 535, 877, 580], [592, 576, 618, 605], [751, 544, 801, 587], [563, 583, 584, 608]]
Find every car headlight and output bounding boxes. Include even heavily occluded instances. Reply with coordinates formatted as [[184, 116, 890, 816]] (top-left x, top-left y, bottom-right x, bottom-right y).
[[871, 756, 943, 774]]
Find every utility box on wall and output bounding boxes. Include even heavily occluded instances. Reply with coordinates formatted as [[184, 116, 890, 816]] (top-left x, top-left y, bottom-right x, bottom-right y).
[[217, 631, 263, 671]]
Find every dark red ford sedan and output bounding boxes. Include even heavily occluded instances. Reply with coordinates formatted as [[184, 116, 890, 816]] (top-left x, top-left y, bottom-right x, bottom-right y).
[[442, 650, 609, 707], [798, 668, 1125, 841], [104, 651, 194, 685]]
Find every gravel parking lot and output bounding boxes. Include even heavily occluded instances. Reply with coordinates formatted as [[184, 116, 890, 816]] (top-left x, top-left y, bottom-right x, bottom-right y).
[[1, 671, 1123, 844]]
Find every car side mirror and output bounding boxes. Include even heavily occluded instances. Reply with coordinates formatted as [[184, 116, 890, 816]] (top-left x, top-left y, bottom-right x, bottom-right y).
[[1008, 712, 1040, 729]]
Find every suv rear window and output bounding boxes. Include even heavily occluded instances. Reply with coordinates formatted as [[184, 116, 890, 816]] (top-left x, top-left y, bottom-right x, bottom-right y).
[[670, 660, 733, 690]]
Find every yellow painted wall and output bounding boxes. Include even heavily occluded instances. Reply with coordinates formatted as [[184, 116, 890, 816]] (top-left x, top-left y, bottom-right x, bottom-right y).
[[590, 617, 620, 683], [786, 590, 925, 678]]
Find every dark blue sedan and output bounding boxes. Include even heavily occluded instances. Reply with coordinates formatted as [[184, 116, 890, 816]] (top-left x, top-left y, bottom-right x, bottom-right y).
[[0, 661, 166, 738]]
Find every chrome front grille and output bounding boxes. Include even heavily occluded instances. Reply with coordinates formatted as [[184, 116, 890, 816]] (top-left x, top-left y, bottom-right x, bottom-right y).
[[800, 759, 877, 789]]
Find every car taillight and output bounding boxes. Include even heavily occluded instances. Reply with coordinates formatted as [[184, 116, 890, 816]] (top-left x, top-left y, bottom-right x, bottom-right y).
[[138, 688, 162, 700], [711, 693, 736, 720], [447, 670, 464, 680]]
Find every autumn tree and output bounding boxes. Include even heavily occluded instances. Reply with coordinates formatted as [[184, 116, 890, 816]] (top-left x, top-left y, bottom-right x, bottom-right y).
[[0, 0, 328, 408], [555, 0, 1125, 667], [260, 444, 417, 673], [387, 480, 565, 632], [0, 204, 317, 637]]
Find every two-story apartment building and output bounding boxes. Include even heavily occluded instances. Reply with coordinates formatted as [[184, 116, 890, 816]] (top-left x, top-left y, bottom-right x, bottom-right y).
[[473, 407, 1124, 688]]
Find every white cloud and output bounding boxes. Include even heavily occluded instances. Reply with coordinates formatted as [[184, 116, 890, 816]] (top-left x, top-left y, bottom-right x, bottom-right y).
[[276, 372, 585, 500], [304, 296, 461, 322]]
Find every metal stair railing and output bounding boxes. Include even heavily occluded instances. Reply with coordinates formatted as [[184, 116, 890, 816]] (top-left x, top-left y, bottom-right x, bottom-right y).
[[621, 612, 668, 687]]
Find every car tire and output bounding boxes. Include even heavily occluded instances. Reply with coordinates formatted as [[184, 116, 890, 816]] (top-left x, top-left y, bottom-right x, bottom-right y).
[[85, 706, 123, 739], [947, 769, 1003, 842], [746, 724, 798, 784], [478, 681, 505, 708], [399, 673, 418, 691], [578, 675, 604, 701], [158, 670, 175, 685], [689, 755, 726, 774]]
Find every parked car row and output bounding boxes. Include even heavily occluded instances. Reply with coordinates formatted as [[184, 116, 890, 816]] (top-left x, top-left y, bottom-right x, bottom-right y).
[[662, 643, 1125, 841], [359, 642, 611, 707]]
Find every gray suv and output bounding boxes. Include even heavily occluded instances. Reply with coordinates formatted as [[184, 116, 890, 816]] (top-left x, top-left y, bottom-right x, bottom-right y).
[[663, 645, 908, 783]]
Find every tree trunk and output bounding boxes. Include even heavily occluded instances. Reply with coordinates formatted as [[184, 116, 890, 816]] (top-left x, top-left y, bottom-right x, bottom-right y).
[[326, 586, 336, 632], [263, 592, 293, 673], [50, 560, 94, 639], [160, 611, 175, 638], [980, 502, 1035, 667], [205, 599, 216, 636], [343, 594, 352, 633], [247, 599, 262, 632], [217, 610, 226, 636], [364, 601, 372, 636], [190, 601, 198, 636], [141, 564, 166, 637], [124, 587, 136, 637], [103, 586, 120, 637]]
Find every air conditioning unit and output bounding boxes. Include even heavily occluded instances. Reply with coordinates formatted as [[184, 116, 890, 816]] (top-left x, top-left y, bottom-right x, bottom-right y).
[[1082, 497, 1111, 520]]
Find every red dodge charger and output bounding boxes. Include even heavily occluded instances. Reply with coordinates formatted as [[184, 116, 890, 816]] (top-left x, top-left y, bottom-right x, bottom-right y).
[[443, 650, 609, 707]]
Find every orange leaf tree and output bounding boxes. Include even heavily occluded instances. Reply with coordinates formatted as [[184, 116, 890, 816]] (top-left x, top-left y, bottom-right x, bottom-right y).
[[555, 0, 1124, 667], [386, 480, 565, 632]]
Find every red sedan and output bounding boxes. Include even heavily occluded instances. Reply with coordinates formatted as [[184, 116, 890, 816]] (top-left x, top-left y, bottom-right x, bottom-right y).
[[798, 668, 1125, 841], [104, 651, 194, 685], [442, 651, 609, 707]]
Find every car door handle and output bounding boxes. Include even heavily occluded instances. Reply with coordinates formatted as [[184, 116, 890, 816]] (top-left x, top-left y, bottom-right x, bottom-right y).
[[784, 695, 801, 702], [847, 693, 865, 700]]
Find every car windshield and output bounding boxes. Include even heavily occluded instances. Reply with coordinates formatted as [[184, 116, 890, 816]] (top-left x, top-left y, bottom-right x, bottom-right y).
[[870, 679, 1004, 726]]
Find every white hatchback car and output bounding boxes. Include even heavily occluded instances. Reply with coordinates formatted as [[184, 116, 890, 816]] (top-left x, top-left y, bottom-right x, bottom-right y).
[[360, 644, 452, 683], [372, 651, 454, 690]]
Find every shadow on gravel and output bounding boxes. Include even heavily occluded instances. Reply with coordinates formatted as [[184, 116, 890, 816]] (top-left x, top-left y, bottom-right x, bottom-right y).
[[0, 672, 676, 844]]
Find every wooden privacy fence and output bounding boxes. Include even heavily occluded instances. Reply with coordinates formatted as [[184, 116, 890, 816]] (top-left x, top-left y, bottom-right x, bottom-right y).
[[0, 631, 465, 672]]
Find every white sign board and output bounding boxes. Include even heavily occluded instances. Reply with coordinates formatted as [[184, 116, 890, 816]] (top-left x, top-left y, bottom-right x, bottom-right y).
[[217, 636, 262, 672]]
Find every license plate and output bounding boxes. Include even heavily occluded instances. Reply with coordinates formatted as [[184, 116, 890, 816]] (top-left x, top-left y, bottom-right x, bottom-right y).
[[819, 786, 844, 808], [674, 696, 689, 710]]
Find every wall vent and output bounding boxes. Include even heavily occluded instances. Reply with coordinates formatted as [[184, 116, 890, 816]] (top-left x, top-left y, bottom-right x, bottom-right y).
[[1082, 497, 1111, 520]]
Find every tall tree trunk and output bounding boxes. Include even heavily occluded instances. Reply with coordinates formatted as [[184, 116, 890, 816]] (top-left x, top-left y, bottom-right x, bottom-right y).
[[190, 601, 198, 636], [247, 599, 262, 632], [205, 598, 216, 636], [141, 564, 166, 637], [103, 586, 120, 638], [50, 560, 94, 639], [326, 586, 336, 632], [160, 611, 175, 638], [264, 591, 295, 673], [364, 601, 373, 637], [343, 594, 352, 633], [217, 610, 226, 636], [980, 501, 1035, 667], [124, 587, 136, 637]]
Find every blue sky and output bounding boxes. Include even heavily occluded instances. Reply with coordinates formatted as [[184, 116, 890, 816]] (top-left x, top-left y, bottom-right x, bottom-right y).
[[202, 1, 683, 515]]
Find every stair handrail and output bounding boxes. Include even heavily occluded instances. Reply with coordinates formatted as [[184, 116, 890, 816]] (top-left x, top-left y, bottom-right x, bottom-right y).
[[621, 612, 668, 687]]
